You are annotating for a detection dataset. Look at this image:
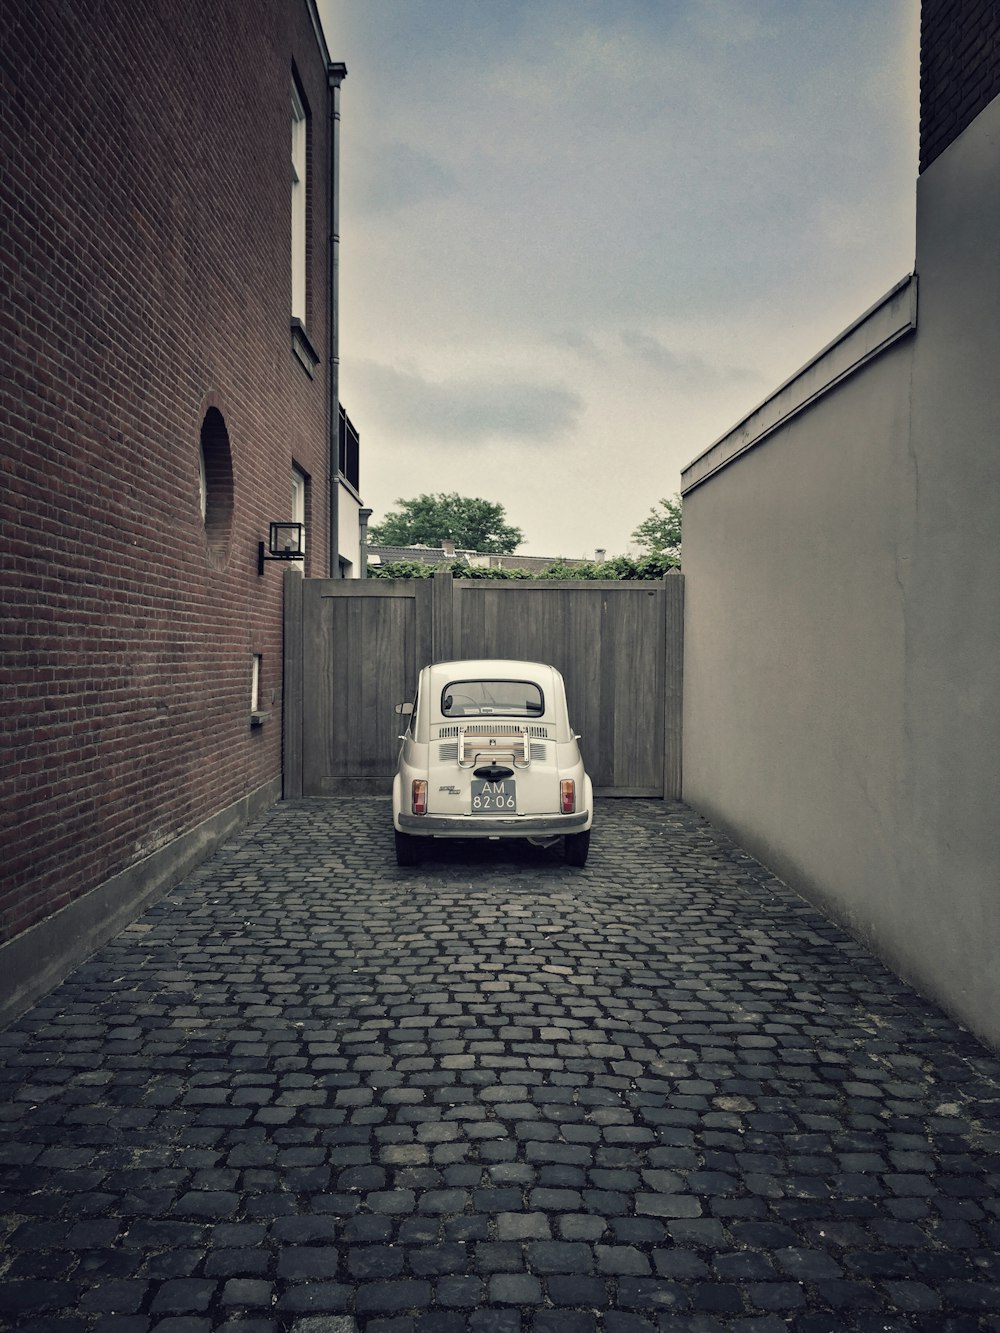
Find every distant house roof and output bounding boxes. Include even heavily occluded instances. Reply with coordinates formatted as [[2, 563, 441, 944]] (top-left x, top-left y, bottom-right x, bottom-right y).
[[367, 544, 601, 573], [483, 553, 593, 573], [367, 544, 475, 567]]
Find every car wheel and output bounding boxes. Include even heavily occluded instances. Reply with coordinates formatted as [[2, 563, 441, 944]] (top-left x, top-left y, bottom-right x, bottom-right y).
[[394, 829, 421, 866], [564, 829, 590, 867]]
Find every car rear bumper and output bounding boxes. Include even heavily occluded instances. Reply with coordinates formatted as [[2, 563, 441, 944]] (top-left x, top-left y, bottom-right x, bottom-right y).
[[396, 810, 591, 837]]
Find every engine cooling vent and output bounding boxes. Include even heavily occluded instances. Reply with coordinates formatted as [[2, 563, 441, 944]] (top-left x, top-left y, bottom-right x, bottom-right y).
[[458, 723, 550, 738], [529, 742, 547, 761], [439, 742, 459, 761], [463, 722, 524, 737]]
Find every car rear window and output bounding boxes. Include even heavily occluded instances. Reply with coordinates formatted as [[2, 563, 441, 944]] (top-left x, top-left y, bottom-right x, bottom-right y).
[[441, 679, 544, 718]]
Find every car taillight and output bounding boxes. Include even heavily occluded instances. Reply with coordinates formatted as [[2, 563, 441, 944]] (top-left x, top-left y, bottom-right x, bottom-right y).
[[411, 779, 428, 815], [560, 779, 576, 814]]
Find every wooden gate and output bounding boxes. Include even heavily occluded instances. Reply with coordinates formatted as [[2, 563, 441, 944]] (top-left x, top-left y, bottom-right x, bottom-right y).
[[284, 571, 683, 798]]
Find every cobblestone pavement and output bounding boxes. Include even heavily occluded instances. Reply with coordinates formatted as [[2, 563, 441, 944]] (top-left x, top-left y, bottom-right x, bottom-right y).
[[2, 798, 1000, 1333]]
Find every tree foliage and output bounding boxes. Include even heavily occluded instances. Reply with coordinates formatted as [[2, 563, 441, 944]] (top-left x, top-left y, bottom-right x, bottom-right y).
[[369, 553, 679, 581], [371, 560, 530, 580], [542, 552, 679, 579], [631, 494, 682, 558], [368, 492, 524, 555]]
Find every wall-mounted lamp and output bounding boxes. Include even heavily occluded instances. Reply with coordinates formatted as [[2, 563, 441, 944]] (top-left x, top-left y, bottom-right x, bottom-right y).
[[258, 522, 304, 575]]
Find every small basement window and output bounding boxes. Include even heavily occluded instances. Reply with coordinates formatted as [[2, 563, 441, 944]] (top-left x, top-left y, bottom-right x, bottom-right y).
[[250, 655, 271, 727], [251, 655, 261, 712]]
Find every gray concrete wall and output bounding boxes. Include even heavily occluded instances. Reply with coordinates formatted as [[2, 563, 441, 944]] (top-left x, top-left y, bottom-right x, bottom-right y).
[[901, 93, 1000, 1041], [681, 95, 1000, 1049]]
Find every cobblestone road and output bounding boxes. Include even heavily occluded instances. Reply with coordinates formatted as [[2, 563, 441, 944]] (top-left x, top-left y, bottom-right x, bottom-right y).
[[2, 798, 999, 1333]]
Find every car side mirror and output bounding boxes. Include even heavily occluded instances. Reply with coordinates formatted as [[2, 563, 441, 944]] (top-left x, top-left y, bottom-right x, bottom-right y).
[[395, 702, 414, 716]]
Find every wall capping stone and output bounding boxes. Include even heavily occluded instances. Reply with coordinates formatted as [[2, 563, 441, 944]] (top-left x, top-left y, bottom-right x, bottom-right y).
[[681, 274, 918, 496]]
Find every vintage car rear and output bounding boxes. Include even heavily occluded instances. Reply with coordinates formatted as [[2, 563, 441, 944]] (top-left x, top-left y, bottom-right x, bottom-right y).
[[392, 658, 593, 866]]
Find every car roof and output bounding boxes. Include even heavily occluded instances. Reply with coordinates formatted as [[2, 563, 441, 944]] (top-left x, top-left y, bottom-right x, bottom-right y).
[[416, 660, 570, 731], [424, 659, 559, 682]]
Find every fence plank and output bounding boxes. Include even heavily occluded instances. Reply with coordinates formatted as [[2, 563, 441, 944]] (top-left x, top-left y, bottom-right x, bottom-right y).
[[663, 575, 684, 798], [282, 568, 304, 799], [432, 570, 454, 663], [301, 582, 333, 796]]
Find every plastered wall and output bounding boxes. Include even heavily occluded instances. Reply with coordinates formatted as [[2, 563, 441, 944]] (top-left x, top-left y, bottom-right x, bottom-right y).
[[681, 95, 1000, 1049]]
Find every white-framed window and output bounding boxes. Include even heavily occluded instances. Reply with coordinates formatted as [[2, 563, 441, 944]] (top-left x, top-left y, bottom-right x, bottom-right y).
[[291, 79, 307, 322], [292, 464, 307, 570]]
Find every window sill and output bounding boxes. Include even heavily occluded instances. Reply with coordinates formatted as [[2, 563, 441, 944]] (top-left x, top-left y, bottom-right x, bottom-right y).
[[337, 472, 363, 504], [291, 318, 320, 378]]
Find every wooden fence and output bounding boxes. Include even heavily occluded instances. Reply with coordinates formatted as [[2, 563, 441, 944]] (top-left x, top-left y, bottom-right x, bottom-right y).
[[283, 571, 683, 799]]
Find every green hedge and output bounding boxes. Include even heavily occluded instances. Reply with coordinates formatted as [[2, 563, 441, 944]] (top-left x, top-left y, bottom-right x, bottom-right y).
[[369, 553, 680, 581]]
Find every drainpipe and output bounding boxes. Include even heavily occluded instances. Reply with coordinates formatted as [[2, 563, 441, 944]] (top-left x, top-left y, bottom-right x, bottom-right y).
[[327, 61, 347, 577]]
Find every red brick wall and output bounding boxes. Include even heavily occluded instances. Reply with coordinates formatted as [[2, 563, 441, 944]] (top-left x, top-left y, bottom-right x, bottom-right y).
[[0, 0, 334, 944], [920, 0, 1000, 170]]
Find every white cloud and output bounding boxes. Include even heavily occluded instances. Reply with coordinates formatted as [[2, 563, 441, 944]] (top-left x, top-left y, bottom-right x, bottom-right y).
[[355, 142, 457, 215], [618, 329, 761, 392], [353, 361, 583, 444]]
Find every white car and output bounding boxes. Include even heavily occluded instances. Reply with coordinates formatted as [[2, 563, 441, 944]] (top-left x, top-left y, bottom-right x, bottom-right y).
[[392, 658, 593, 867]]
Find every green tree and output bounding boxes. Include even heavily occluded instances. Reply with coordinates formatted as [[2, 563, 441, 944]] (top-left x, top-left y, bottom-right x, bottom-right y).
[[632, 494, 682, 559], [368, 492, 524, 554], [370, 554, 677, 581]]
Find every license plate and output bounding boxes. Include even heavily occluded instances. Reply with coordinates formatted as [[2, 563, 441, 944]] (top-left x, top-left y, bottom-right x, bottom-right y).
[[471, 779, 517, 812]]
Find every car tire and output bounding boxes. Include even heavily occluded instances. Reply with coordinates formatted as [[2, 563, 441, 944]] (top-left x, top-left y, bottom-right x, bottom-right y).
[[394, 829, 421, 867], [564, 829, 590, 867]]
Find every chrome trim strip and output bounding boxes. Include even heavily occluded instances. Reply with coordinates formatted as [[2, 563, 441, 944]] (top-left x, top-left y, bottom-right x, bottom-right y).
[[398, 810, 591, 836]]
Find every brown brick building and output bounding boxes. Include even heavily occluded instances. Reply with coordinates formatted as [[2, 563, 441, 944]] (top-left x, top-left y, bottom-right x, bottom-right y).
[[920, 0, 1000, 168], [0, 0, 349, 1023]]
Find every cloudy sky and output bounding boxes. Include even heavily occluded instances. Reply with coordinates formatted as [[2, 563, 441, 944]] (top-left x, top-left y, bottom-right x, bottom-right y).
[[319, 0, 919, 558]]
